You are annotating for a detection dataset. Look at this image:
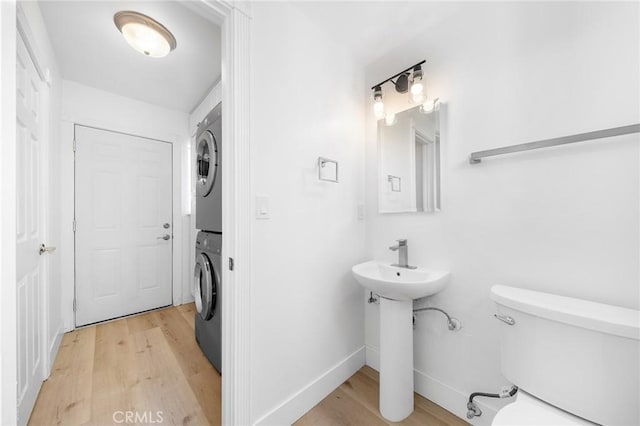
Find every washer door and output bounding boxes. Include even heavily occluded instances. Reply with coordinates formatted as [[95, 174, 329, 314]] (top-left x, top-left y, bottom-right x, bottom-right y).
[[194, 253, 218, 320], [196, 130, 218, 197]]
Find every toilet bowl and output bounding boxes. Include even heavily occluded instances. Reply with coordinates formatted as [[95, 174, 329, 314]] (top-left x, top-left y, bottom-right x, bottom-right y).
[[492, 391, 594, 426]]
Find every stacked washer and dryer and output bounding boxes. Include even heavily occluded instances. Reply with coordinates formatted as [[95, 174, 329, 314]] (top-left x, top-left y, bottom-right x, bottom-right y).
[[194, 103, 222, 373]]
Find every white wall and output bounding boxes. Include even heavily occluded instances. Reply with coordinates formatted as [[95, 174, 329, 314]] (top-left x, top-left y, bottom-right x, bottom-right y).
[[364, 2, 639, 424], [59, 80, 191, 330], [190, 79, 222, 133], [249, 3, 367, 424]]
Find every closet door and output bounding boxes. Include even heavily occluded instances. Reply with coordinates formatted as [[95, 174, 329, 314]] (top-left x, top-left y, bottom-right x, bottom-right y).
[[16, 32, 46, 424]]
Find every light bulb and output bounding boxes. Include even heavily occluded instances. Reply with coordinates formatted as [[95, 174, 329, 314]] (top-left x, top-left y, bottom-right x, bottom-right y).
[[384, 113, 396, 126], [374, 100, 385, 120], [409, 65, 425, 103], [410, 82, 423, 96], [410, 82, 425, 103], [372, 86, 385, 120]]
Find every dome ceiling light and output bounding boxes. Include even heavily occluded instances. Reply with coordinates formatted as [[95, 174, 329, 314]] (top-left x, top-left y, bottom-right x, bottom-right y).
[[114, 11, 177, 58]]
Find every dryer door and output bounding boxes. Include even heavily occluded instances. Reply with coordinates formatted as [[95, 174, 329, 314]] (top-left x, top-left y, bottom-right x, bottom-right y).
[[195, 130, 218, 197], [194, 252, 218, 320]]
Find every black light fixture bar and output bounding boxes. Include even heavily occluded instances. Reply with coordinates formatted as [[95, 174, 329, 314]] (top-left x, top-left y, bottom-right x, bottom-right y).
[[370, 60, 426, 90]]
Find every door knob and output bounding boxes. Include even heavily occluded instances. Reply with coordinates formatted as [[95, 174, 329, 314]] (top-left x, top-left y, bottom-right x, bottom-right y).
[[157, 234, 171, 241], [39, 244, 56, 255]]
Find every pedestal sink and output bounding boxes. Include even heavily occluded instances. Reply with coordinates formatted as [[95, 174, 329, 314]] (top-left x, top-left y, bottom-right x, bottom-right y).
[[352, 260, 450, 422]]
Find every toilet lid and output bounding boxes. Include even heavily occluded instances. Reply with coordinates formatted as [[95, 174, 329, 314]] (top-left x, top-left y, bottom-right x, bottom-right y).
[[492, 391, 595, 426]]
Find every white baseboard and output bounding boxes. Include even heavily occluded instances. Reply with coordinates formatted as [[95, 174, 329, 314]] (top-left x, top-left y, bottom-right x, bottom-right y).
[[47, 324, 64, 377], [254, 346, 366, 426], [365, 345, 497, 426]]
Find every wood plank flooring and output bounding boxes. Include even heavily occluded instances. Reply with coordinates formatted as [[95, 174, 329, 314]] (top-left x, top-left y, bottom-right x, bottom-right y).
[[297, 366, 468, 426], [31, 303, 466, 426], [29, 304, 221, 426]]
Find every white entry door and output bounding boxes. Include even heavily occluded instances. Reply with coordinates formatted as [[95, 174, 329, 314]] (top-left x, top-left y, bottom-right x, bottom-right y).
[[75, 126, 173, 326], [16, 33, 45, 424]]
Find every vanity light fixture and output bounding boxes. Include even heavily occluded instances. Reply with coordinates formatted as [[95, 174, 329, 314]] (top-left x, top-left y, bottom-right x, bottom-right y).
[[114, 11, 177, 58], [370, 60, 426, 120]]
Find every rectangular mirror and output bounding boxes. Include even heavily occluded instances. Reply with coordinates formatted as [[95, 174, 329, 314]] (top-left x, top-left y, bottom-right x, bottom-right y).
[[378, 100, 441, 213]]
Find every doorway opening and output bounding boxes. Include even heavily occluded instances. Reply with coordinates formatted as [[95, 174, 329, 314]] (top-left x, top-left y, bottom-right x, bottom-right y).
[[11, 1, 236, 424]]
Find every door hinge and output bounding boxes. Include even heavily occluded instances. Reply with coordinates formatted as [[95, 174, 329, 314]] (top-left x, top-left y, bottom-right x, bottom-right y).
[[73, 299, 76, 312], [73, 139, 76, 152], [228, 257, 234, 271], [73, 219, 76, 232]]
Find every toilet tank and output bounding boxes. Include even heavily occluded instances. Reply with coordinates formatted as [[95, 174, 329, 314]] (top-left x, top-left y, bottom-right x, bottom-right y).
[[491, 285, 640, 426]]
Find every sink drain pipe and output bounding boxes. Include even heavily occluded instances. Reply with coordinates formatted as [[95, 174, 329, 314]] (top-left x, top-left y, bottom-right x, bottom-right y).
[[466, 385, 518, 419], [413, 307, 461, 331]]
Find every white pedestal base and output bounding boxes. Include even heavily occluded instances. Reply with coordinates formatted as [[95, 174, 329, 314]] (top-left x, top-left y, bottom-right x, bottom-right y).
[[379, 297, 414, 422]]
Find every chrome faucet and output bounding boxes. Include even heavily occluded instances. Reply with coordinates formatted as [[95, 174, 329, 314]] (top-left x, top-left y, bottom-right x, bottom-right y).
[[389, 239, 417, 269]]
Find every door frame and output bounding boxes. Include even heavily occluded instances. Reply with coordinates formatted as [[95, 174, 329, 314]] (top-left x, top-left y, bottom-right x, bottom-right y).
[[60, 114, 184, 331], [0, 3, 19, 424], [0, 1, 253, 424], [194, 3, 253, 424], [72, 124, 175, 327]]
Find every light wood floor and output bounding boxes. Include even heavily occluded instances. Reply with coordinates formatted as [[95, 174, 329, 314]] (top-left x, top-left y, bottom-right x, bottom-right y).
[[297, 366, 468, 426], [31, 304, 466, 426], [29, 304, 221, 425]]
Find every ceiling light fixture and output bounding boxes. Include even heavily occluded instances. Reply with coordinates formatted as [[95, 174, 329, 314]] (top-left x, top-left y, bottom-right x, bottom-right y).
[[370, 60, 426, 120], [114, 11, 177, 58]]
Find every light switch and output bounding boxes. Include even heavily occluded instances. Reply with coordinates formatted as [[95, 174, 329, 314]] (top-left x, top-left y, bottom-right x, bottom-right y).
[[256, 195, 270, 220], [357, 203, 365, 220]]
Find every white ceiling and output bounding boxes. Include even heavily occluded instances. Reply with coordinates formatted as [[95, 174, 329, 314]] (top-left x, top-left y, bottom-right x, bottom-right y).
[[40, 1, 221, 113]]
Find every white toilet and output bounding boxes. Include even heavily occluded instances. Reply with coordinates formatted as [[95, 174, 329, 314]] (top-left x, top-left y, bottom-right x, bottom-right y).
[[490, 285, 640, 426]]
